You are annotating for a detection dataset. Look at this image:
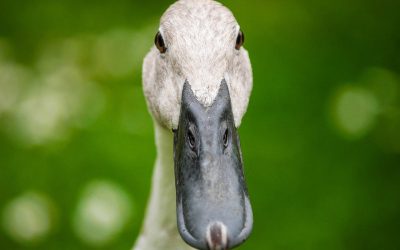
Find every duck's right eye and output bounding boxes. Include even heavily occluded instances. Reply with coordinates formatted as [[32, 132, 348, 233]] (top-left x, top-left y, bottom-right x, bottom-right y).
[[155, 32, 167, 53]]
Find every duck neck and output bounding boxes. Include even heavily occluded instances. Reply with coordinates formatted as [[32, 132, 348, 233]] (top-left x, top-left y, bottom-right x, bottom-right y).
[[134, 123, 192, 250], [147, 123, 176, 228]]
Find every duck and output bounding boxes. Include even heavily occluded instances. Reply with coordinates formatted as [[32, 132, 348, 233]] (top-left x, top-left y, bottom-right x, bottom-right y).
[[134, 1, 253, 249]]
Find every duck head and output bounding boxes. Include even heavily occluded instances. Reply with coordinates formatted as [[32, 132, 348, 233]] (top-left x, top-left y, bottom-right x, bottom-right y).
[[142, 0, 253, 249]]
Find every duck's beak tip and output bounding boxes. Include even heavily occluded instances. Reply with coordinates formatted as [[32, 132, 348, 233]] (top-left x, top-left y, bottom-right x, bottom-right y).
[[206, 222, 228, 250]]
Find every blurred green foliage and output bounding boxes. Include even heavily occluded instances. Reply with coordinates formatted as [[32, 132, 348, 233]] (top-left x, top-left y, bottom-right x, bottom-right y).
[[1, 0, 400, 249]]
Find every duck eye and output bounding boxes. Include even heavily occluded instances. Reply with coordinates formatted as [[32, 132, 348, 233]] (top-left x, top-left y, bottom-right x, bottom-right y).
[[235, 30, 245, 50], [155, 31, 167, 53]]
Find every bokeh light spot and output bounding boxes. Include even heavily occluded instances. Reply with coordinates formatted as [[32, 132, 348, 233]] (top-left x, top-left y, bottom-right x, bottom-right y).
[[2, 192, 54, 244], [331, 85, 379, 139], [12, 66, 104, 145], [73, 180, 133, 246], [0, 63, 32, 116]]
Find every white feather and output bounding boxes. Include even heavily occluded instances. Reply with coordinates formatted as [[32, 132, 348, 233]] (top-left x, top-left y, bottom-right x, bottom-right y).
[[143, 0, 253, 129]]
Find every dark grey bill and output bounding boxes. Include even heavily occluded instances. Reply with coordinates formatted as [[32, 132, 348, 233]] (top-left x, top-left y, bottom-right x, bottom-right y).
[[173, 80, 253, 250]]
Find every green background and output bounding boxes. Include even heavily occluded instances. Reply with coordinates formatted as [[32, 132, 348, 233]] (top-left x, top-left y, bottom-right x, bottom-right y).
[[1, 0, 399, 249]]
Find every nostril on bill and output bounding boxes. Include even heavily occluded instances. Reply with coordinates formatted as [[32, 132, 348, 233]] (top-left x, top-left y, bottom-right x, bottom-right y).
[[206, 222, 228, 250]]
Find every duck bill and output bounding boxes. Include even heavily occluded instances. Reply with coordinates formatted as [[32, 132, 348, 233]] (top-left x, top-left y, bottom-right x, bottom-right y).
[[173, 80, 253, 250]]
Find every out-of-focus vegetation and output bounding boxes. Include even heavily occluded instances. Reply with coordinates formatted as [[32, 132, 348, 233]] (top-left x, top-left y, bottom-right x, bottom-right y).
[[0, 0, 399, 249]]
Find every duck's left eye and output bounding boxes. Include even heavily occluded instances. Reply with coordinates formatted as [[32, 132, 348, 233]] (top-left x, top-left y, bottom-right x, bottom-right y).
[[155, 31, 167, 53], [235, 30, 245, 50]]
